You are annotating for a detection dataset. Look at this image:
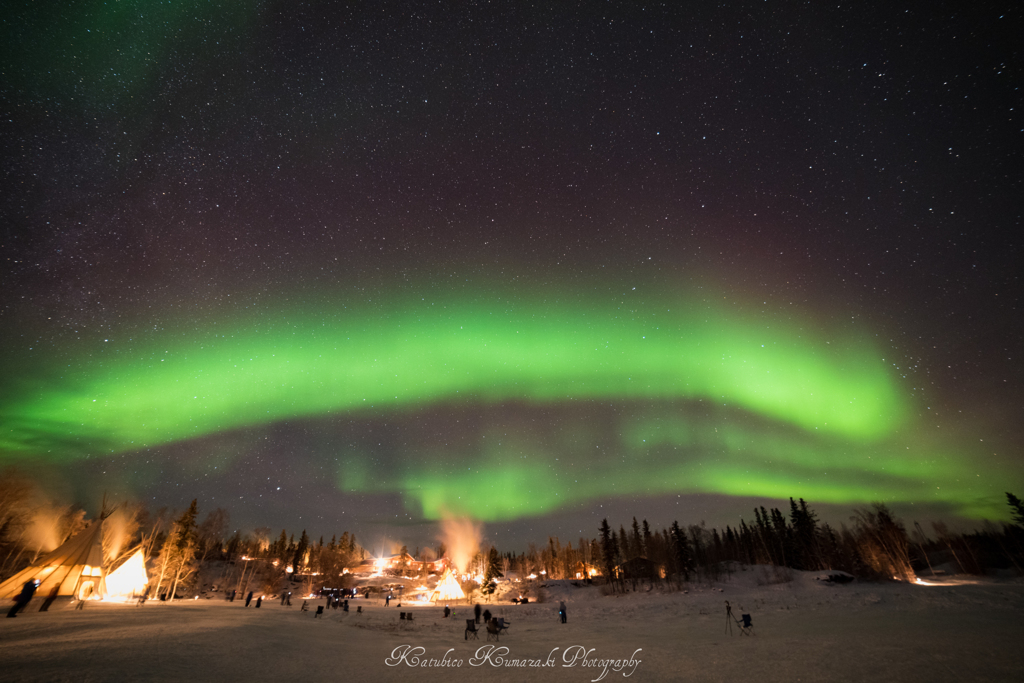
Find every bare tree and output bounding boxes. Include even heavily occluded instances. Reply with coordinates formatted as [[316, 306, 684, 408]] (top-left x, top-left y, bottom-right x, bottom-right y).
[[852, 504, 915, 581]]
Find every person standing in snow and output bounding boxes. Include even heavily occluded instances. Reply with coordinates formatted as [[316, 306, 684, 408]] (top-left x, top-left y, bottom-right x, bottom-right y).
[[255, 595, 262, 608], [6, 579, 39, 618], [559, 601, 567, 624], [475, 603, 482, 624], [245, 591, 254, 607]]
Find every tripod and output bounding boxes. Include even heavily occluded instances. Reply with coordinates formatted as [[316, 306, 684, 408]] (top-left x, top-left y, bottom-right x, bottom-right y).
[[724, 600, 734, 635]]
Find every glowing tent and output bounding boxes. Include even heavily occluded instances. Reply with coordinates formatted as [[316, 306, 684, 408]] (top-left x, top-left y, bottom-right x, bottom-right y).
[[105, 547, 149, 600], [0, 519, 106, 601], [428, 569, 466, 604]]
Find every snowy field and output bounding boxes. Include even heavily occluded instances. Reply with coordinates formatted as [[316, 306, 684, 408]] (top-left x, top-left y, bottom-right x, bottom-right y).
[[2, 569, 1023, 683]]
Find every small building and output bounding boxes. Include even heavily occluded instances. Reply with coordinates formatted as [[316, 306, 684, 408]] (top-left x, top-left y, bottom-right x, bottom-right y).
[[351, 553, 446, 575]]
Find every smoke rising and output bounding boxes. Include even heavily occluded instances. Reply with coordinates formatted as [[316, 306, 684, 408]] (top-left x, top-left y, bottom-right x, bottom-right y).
[[439, 517, 482, 573]]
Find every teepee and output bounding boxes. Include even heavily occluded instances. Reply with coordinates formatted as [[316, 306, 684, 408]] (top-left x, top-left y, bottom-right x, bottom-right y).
[[428, 568, 466, 603], [105, 547, 149, 600], [0, 518, 107, 601]]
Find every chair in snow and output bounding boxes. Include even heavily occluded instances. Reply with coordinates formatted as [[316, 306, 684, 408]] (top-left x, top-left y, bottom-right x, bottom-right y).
[[738, 613, 754, 636], [465, 618, 479, 640], [486, 619, 501, 641]]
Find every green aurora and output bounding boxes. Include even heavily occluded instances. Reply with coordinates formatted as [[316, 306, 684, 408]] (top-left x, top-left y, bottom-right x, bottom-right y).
[[0, 287, 1003, 520], [2, 290, 901, 450], [388, 410, 987, 521]]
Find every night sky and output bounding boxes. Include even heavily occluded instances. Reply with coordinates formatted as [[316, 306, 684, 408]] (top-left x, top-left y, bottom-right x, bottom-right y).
[[2, 1, 1021, 550]]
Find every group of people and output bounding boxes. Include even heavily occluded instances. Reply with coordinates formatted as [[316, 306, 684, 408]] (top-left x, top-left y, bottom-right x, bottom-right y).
[[455, 599, 566, 625], [472, 603, 494, 624], [323, 595, 350, 612], [223, 587, 353, 614]]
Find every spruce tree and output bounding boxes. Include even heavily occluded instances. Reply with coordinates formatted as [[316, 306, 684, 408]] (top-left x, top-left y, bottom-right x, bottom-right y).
[[670, 521, 692, 582], [482, 547, 503, 594], [630, 518, 643, 559], [174, 500, 199, 552], [292, 530, 309, 572], [1007, 493, 1024, 527], [598, 519, 617, 583]]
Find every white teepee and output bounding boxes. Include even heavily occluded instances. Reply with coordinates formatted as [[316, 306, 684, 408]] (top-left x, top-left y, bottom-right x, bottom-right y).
[[0, 518, 106, 601], [428, 568, 466, 603], [104, 547, 149, 600]]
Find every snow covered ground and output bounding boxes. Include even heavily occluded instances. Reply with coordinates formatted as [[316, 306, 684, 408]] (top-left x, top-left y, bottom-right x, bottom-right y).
[[2, 568, 1023, 682]]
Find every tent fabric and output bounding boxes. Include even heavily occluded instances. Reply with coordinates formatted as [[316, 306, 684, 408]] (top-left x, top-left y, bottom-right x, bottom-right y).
[[428, 569, 466, 603], [0, 519, 106, 601], [105, 547, 149, 600]]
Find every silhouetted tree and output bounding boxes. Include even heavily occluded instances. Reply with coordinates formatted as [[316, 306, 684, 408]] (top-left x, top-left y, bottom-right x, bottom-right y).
[[1007, 493, 1024, 528], [670, 521, 692, 583], [482, 547, 503, 595], [599, 519, 618, 585]]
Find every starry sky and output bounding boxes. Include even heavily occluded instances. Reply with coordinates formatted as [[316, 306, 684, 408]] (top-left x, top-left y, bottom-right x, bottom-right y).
[[1, 1, 1021, 549]]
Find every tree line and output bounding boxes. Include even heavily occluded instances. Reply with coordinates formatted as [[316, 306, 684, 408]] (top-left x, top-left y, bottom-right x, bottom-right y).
[[3, 468, 1023, 596], [483, 495, 1024, 590]]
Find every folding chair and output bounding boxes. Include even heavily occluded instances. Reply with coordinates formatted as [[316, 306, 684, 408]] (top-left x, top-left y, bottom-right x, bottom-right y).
[[465, 619, 479, 640], [486, 619, 501, 641], [738, 613, 754, 636]]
